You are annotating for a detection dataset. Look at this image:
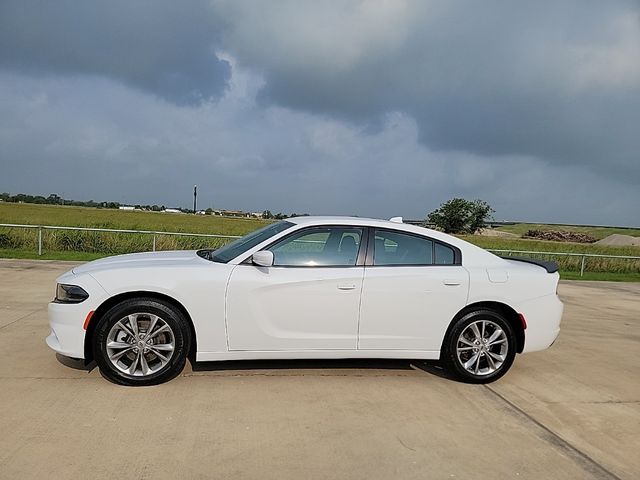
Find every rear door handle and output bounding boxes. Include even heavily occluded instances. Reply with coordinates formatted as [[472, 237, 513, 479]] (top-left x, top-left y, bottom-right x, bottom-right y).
[[443, 280, 461, 286], [337, 284, 357, 290]]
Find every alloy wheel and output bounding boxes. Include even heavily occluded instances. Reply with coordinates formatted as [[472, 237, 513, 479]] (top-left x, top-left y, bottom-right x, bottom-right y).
[[455, 319, 509, 376], [105, 313, 175, 377]]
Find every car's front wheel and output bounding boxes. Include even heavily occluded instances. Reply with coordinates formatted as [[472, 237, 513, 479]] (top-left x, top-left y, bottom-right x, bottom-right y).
[[92, 298, 191, 386], [441, 309, 516, 383]]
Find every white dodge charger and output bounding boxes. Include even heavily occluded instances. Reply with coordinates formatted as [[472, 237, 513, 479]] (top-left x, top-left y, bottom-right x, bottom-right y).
[[47, 216, 563, 386]]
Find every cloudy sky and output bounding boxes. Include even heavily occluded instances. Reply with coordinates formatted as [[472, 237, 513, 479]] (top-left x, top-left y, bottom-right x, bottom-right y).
[[1, 1, 639, 224]]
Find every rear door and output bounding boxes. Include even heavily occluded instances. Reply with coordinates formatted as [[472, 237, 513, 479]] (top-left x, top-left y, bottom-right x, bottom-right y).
[[358, 228, 469, 351]]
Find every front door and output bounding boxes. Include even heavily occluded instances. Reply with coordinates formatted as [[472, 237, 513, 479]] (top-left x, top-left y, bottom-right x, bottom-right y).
[[226, 226, 365, 351]]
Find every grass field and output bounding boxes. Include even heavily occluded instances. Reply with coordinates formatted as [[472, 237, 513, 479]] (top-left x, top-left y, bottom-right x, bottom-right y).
[[1, 203, 638, 280], [459, 235, 640, 257], [459, 235, 639, 279], [0, 202, 268, 256], [0, 202, 268, 234]]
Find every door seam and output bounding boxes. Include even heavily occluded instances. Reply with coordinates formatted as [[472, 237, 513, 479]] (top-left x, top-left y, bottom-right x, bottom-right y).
[[356, 266, 366, 349], [223, 264, 238, 352]]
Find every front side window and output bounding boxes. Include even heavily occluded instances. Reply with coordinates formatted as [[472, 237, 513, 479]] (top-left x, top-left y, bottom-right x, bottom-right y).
[[268, 227, 363, 266], [373, 230, 433, 266], [207, 221, 294, 263]]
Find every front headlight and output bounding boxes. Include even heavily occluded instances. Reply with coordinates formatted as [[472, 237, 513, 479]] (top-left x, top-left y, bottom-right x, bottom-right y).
[[54, 284, 89, 303]]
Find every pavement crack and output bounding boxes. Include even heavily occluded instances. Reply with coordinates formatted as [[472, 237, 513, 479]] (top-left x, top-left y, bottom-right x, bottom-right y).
[[484, 385, 622, 480], [396, 436, 417, 452], [0, 308, 44, 332], [545, 399, 639, 405]]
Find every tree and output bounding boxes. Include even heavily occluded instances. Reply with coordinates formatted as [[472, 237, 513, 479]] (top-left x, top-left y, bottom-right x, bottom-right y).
[[262, 210, 274, 219], [466, 200, 494, 233], [47, 194, 62, 204], [426, 198, 494, 234]]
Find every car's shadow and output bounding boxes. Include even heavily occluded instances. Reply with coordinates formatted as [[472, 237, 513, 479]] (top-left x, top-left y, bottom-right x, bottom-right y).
[[191, 358, 452, 380], [56, 353, 453, 381], [56, 353, 96, 371]]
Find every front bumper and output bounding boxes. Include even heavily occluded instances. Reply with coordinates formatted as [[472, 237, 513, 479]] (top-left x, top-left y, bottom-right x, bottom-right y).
[[47, 301, 90, 359], [46, 272, 108, 360]]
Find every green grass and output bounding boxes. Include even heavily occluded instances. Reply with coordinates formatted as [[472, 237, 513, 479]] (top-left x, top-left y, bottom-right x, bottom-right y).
[[0, 203, 638, 280], [459, 235, 640, 277], [0, 248, 105, 261], [495, 223, 640, 240], [0, 202, 269, 235], [559, 271, 640, 282], [460, 235, 640, 257], [1, 248, 637, 282], [0, 202, 270, 256]]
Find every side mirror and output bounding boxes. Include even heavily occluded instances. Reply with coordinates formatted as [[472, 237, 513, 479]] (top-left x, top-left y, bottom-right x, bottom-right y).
[[252, 251, 274, 267]]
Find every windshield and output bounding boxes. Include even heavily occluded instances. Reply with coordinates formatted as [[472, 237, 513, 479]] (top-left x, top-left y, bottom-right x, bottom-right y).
[[205, 221, 294, 263]]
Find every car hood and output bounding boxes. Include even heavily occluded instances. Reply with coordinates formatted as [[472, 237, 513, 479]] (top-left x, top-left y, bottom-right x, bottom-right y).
[[72, 250, 206, 275]]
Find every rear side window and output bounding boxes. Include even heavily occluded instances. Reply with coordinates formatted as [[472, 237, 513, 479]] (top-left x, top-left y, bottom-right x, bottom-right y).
[[373, 230, 433, 266], [435, 243, 455, 265]]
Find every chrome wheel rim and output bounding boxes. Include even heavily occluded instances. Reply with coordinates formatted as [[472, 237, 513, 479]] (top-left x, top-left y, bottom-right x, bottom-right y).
[[456, 320, 508, 376], [106, 313, 175, 377]]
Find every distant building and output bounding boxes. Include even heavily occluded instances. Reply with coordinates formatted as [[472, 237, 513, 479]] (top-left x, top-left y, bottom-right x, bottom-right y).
[[163, 208, 183, 214], [119, 206, 135, 211]]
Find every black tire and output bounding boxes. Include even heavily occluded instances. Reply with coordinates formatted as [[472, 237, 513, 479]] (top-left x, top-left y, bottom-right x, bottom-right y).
[[441, 309, 516, 384], [92, 298, 191, 386]]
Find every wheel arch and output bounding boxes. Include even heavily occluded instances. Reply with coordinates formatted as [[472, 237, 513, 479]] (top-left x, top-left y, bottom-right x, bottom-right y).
[[442, 301, 525, 354], [84, 291, 197, 365]]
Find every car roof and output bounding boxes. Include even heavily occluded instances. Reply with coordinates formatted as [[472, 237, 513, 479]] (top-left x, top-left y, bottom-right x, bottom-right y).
[[286, 215, 445, 236], [287, 215, 401, 227]]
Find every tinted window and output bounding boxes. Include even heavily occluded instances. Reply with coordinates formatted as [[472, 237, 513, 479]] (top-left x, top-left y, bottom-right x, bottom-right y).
[[373, 230, 433, 266], [269, 227, 363, 266], [435, 242, 455, 265]]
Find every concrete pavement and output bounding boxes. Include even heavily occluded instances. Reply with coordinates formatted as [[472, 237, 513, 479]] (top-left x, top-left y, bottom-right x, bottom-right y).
[[0, 259, 638, 479]]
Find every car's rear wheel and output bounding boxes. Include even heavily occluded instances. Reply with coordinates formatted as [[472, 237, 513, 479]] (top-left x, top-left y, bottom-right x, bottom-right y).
[[93, 298, 191, 386], [441, 309, 516, 383]]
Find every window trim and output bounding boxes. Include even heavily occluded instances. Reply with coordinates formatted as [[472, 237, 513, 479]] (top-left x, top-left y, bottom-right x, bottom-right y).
[[250, 225, 369, 268], [364, 227, 462, 267]]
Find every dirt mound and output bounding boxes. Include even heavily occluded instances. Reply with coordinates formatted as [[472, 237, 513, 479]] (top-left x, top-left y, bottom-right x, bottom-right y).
[[595, 234, 640, 247], [523, 230, 596, 243], [477, 229, 519, 238]]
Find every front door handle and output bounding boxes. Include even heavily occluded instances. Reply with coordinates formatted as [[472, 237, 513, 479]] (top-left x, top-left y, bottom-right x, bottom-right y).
[[443, 280, 461, 286], [337, 284, 357, 290]]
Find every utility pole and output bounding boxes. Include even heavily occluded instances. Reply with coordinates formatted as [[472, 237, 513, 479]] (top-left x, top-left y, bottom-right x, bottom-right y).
[[193, 185, 197, 214]]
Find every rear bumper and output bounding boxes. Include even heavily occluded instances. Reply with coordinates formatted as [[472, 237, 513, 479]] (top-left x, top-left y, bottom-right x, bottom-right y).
[[518, 293, 564, 353]]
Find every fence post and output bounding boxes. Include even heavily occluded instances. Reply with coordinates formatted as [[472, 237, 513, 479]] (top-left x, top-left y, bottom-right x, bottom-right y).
[[152, 234, 156, 252], [38, 227, 42, 256], [580, 256, 585, 277]]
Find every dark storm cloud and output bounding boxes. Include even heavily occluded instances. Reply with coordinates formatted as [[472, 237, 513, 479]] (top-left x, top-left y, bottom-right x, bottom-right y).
[[215, 0, 640, 182], [1, 1, 639, 225], [0, 0, 230, 104]]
